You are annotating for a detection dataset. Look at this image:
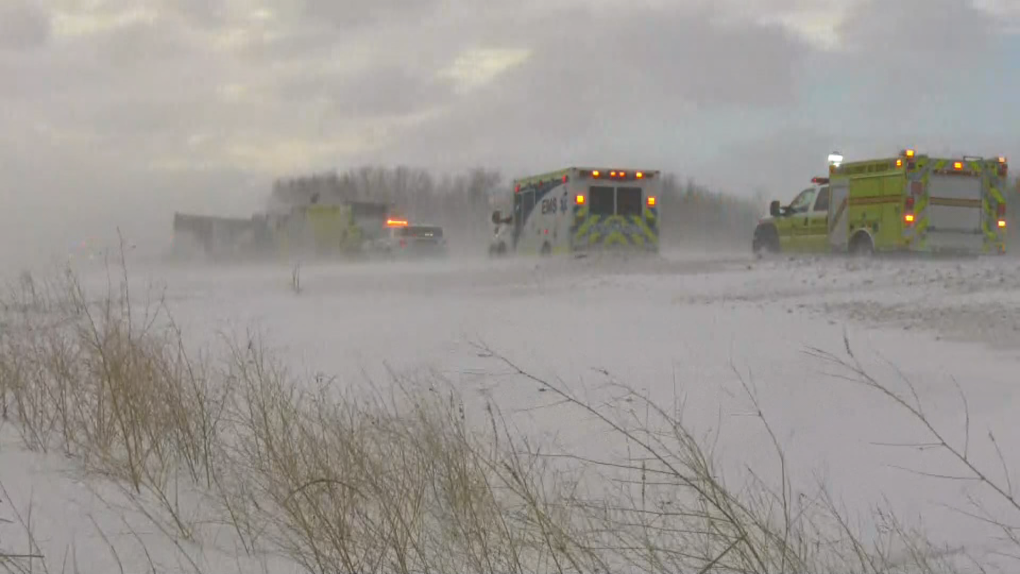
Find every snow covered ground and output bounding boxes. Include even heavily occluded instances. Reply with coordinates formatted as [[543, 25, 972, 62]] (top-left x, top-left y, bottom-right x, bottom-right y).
[[3, 249, 1020, 573]]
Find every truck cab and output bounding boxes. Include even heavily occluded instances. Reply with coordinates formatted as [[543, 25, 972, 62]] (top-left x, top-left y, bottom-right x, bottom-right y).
[[753, 178, 832, 255]]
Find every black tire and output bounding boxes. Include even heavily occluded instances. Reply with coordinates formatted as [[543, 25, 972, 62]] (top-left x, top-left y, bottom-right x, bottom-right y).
[[849, 232, 874, 257], [752, 225, 780, 257]]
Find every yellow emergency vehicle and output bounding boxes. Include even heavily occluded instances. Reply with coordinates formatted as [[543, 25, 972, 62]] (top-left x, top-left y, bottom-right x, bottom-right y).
[[753, 150, 1008, 256]]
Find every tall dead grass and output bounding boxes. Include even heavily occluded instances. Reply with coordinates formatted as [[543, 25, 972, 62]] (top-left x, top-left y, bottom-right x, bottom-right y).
[[0, 257, 1016, 573]]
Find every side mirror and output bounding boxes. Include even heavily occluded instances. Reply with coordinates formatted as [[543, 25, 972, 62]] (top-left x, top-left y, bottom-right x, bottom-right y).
[[491, 210, 502, 225], [769, 200, 781, 217]]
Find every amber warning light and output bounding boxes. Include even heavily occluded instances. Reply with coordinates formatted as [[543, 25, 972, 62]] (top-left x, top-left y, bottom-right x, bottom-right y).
[[386, 218, 409, 227]]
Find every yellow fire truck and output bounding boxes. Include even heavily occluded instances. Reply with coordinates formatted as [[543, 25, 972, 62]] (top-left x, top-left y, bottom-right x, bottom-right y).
[[753, 150, 1008, 256]]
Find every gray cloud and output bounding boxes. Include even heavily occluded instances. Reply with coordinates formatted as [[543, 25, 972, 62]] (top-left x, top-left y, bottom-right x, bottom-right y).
[[278, 64, 456, 117], [160, 0, 230, 30], [838, 0, 1000, 58], [832, 0, 1005, 100], [361, 3, 810, 173], [297, 0, 446, 30], [0, 0, 50, 51]]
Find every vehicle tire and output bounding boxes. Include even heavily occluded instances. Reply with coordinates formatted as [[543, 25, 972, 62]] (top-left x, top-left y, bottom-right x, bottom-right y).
[[540, 242, 552, 256], [849, 232, 874, 257], [752, 225, 780, 258]]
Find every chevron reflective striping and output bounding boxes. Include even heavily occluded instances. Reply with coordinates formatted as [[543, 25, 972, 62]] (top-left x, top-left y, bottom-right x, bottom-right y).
[[829, 197, 848, 234]]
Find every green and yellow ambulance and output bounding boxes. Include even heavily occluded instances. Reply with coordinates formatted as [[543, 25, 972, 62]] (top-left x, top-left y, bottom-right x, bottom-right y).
[[753, 150, 1008, 256]]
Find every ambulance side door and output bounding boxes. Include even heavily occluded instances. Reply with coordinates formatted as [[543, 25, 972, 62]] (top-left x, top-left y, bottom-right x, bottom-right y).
[[807, 185, 831, 252], [784, 188, 817, 252]]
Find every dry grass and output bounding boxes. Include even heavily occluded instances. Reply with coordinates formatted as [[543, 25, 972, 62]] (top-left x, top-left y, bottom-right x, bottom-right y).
[[0, 256, 1016, 573]]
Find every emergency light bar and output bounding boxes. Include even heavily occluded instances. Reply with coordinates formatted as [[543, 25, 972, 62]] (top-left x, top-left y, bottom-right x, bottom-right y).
[[386, 218, 409, 227], [585, 169, 655, 181], [827, 152, 843, 166]]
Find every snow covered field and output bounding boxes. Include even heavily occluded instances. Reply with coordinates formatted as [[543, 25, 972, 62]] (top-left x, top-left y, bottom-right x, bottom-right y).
[[3, 249, 1020, 573]]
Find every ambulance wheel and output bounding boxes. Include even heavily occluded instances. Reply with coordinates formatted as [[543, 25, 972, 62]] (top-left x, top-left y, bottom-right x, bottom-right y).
[[752, 225, 779, 257], [849, 232, 874, 257]]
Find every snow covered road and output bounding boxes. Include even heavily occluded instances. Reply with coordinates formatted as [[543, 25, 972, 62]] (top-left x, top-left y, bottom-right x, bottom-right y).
[[4, 250, 1020, 572]]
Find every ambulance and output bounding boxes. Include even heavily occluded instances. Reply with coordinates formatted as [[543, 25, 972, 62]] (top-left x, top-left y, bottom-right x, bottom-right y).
[[753, 150, 1008, 256], [488, 167, 661, 257]]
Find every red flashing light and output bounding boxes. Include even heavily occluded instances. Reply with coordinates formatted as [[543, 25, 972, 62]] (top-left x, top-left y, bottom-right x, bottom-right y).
[[514, 184, 520, 193], [636, 172, 644, 179], [811, 177, 829, 185], [592, 170, 600, 177], [610, 171, 617, 177], [953, 161, 964, 170], [562, 175, 569, 183], [896, 159, 903, 168]]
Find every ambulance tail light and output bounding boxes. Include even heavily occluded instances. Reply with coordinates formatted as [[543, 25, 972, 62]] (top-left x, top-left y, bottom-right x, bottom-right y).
[[904, 196, 915, 225]]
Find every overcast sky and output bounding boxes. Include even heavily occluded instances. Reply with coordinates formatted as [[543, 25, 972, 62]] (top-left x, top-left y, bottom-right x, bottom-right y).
[[1, 0, 1018, 265]]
